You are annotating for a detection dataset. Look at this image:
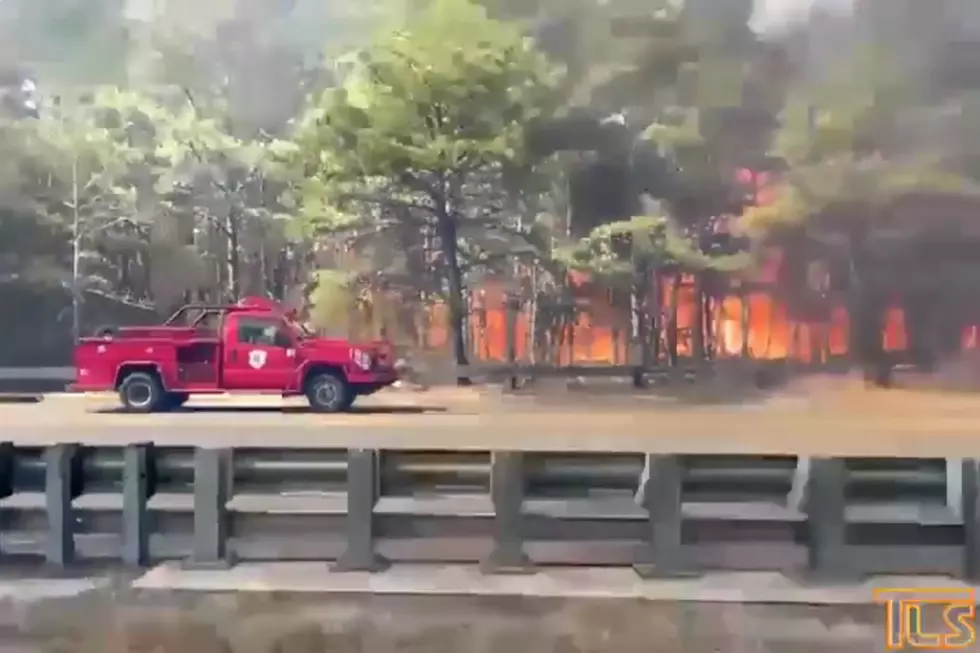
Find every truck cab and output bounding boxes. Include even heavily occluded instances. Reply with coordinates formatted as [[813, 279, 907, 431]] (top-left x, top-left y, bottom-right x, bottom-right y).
[[73, 296, 398, 412]]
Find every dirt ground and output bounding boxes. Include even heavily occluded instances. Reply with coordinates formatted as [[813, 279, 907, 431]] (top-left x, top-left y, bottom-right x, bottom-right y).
[[13, 589, 899, 653]]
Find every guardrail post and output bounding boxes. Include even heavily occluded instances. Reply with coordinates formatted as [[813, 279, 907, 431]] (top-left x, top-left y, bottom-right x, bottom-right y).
[[335, 448, 388, 572], [482, 450, 532, 573], [0, 443, 13, 501], [635, 454, 687, 577], [44, 443, 77, 568], [947, 458, 964, 521], [806, 457, 848, 579], [187, 447, 234, 569], [962, 460, 980, 580], [0, 442, 12, 560], [122, 443, 152, 567], [787, 456, 811, 512]]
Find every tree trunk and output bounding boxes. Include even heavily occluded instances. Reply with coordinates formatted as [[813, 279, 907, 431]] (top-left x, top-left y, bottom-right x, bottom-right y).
[[566, 315, 576, 365], [691, 274, 705, 360], [119, 253, 132, 296], [142, 249, 152, 304], [436, 216, 471, 385], [740, 287, 751, 358], [206, 219, 222, 301], [854, 295, 888, 385], [650, 269, 661, 364], [703, 287, 714, 359], [528, 268, 539, 364], [904, 289, 962, 372], [226, 210, 242, 301], [70, 158, 81, 345], [849, 255, 889, 386], [630, 258, 651, 388], [259, 243, 270, 297], [666, 274, 680, 366]]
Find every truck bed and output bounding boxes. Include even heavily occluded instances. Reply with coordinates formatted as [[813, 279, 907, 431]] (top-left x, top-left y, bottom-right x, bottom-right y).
[[83, 326, 219, 341], [76, 335, 222, 390]]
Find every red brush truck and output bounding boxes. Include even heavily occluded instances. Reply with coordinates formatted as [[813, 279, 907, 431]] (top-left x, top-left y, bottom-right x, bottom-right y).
[[73, 296, 398, 413]]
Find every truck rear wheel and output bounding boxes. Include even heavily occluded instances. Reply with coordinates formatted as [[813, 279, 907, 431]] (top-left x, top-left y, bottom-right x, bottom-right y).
[[305, 372, 352, 413], [118, 372, 163, 413]]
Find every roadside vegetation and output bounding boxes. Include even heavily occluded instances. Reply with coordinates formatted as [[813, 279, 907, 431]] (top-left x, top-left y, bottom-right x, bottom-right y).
[[2, 0, 980, 382]]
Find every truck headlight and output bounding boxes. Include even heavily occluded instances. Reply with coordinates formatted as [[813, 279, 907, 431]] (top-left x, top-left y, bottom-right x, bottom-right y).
[[350, 348, 372, 370]]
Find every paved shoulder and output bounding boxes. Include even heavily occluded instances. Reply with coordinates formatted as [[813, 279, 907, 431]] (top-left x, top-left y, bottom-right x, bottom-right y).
[[4, 387, 980, 456]]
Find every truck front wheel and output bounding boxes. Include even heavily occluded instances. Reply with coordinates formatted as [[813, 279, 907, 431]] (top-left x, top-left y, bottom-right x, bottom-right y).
[[118, 372, 164, 413], [305, 372, 352, 413]]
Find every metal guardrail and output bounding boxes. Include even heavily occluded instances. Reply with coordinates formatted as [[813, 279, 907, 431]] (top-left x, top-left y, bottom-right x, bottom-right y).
[[0, 368, 73, 400], [0, 444, 973, 580], [0, 367, 73, 381]]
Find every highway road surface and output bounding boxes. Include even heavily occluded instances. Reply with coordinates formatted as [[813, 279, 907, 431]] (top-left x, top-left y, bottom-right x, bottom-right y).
[[2, 380, 980, 457]]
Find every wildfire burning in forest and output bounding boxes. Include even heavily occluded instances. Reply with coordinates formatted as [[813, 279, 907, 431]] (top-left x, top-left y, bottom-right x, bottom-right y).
[[433, 279, 908, 365], [422, 167, 980, 366], [419, 258, 980, 367]]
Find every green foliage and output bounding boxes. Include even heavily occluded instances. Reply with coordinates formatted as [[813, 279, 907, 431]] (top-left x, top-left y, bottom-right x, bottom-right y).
[[295, 0, 560, 185], [556, 210, 749, 286], [739, 55, 980, 245], [282, 0, 566, 369], [740, 156, 980, 241], [308, 270, 358, 334], [0, 93, 151, 290], [29, 93, 144, 206], [0, 76, 306, 310], [150, 90, 296, 197], [0, 0, 874, 361], [288, 0, 562, 290]]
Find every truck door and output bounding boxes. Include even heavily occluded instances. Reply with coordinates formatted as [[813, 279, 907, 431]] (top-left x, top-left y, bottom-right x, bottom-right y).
[[223, 315, 298, 391]]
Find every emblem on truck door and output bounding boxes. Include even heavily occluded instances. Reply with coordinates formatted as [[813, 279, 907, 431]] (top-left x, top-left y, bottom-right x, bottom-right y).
[[248, 350, 267, 369]]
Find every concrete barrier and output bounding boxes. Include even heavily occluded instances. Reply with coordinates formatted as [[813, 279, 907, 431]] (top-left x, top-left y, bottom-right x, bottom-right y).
[[0, 394, 42, 404], [0, 368, 73, 381]]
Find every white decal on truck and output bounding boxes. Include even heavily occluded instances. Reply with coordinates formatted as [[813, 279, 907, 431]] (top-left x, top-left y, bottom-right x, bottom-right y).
[[248, 349, 267, 369]]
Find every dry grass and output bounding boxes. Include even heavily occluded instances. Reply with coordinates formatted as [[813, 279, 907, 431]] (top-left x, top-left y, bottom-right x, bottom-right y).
[[11, 587, 886, 653]]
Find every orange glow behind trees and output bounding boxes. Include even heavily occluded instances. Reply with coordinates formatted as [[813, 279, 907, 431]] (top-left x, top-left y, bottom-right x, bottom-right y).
[[420, 166, 979, 364]]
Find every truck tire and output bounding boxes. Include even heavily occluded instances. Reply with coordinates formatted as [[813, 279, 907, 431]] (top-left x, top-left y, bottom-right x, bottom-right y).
[[305, 372, 352, 413], [118, 372, 163, 413]]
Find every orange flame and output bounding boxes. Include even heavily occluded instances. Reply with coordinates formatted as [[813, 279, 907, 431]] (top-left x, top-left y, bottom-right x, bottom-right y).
[[416, 168, 978, 363], [420, 283, 972, 365]]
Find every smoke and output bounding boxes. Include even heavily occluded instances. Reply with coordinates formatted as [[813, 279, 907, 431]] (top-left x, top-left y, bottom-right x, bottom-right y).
[[750, 0, 853, 34]]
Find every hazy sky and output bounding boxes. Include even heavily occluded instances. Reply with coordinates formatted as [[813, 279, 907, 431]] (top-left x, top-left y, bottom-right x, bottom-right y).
[[751, 0, 854, 32]]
